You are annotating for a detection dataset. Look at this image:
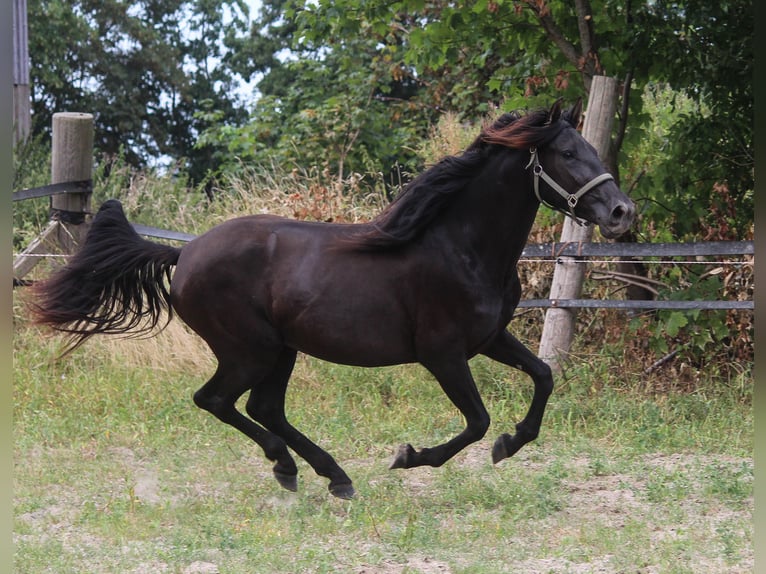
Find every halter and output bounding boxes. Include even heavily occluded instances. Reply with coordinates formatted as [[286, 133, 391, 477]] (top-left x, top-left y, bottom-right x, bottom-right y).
[[525, 146, 614, 225]]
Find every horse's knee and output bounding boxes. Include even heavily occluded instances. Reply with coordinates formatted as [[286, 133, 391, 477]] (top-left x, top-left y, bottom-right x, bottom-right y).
[[245, 397, 265, 422], [468, 411, 491, 441], [532, 362, 554, 396], [193, 388, 230, 418], [245, 395, 281, 428]]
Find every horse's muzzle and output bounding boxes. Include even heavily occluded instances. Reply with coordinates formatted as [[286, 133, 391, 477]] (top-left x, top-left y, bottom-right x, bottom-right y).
[[598, 199, 636, 239]]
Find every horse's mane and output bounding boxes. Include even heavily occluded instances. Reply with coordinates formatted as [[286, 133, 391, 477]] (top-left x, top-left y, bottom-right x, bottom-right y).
[[348, 105, 579, 250]]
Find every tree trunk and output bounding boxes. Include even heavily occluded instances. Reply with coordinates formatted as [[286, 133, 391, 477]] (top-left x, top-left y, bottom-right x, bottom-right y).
[[537, 75, 618, 372]]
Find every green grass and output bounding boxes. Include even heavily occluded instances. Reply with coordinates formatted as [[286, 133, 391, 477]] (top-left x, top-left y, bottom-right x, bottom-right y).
[[13, 309, 753, 574]]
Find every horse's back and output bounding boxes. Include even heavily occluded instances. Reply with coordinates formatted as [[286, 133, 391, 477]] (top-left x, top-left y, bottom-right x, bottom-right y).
[[169, 215, 417, 364]]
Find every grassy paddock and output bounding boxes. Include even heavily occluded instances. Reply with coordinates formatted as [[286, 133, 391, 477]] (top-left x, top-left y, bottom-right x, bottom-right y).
[[13, 298, 752, 573]]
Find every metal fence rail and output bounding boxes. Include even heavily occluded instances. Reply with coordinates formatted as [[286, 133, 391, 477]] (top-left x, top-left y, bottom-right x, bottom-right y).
[[126, 225, 752, 312], [13, 180, 91, 201], [517, 299, 752, 310], [520, 240, 754, 258]]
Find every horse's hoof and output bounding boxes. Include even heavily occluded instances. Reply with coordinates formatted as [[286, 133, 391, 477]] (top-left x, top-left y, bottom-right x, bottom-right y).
[[273, 470, 298, 492], [491, 434, 511, 464], [329, 482, 356, 500], [390, 443, 416, 469]]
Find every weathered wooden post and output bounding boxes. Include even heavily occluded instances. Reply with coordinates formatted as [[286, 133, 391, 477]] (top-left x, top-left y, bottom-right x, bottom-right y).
[[538, 76, 618, 372], [50, 112, 94, 252], [13, 113, 94, 281]]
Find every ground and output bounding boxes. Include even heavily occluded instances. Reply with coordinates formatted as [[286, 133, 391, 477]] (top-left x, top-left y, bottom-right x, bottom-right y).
[[15, 441, 753, 574]]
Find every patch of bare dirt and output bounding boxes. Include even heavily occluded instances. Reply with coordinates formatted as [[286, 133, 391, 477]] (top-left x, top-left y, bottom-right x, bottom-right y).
[[110, 446, 163, 505], [355, 556, 453, 574], [507, 556, 616, 574]]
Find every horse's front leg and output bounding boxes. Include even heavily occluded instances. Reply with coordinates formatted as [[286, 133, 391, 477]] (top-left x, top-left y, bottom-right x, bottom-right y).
[[390, 356, 490, 469], [481, 329, 554, 463]]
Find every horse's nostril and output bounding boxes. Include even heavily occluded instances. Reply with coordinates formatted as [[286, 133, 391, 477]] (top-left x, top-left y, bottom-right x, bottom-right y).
[[611, 202, 635, 223]]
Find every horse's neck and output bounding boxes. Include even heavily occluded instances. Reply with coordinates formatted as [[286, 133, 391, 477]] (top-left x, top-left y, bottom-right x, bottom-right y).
[[434, 155, 539, 279]]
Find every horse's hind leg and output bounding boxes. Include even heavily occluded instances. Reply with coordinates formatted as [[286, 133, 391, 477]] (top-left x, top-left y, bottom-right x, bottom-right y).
[[481, 330, 554, 463], [192, 362, 300, 492], [245, 347, 355, 499]]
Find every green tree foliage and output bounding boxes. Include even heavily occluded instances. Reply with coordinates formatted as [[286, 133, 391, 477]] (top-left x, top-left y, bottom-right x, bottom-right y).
[[196, 0, 440, 185], [197, 33, 434, 185], [27, 0, 252, 182], [288, 0, 753, 239], [28, 0, 752, 240], [625, 1, 753, 240]]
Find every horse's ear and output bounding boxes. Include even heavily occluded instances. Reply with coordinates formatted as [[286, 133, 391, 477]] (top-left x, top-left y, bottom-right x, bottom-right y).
[[546, 98, 564, 124], [567, 98, 583, 128]]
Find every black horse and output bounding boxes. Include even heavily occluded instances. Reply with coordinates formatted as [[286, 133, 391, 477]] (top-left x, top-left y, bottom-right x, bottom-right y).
[[32, 100, 635, 499]]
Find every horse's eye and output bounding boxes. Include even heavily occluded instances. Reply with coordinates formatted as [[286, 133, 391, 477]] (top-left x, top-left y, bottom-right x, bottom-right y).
[[562, 150, 574, 159]]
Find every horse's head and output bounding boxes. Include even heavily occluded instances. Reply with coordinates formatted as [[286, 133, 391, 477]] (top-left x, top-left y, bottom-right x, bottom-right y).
[[531, 100, 635, 239]]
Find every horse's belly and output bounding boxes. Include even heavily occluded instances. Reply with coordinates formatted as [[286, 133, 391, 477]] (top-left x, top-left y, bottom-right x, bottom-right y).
[[276, 298, 416, 367], [294, 341, 416, 368], [284, 326, 417, 368]]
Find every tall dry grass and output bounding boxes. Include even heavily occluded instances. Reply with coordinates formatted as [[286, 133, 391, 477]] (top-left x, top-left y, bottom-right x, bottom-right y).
[[211, 164, 390, 224]]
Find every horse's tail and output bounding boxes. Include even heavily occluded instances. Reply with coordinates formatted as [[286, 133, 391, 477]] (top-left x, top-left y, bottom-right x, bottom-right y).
[[31, 199, 182, 354]]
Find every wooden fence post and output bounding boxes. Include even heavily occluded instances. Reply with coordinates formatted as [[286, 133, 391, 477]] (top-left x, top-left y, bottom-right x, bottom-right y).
[[538, 76, 618, 372], [50, 112, 94, 252], [13, 113, 94, 281]]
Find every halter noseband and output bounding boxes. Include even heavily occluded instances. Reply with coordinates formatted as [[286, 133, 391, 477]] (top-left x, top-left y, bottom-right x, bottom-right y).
[[525, 146, 614, 225]]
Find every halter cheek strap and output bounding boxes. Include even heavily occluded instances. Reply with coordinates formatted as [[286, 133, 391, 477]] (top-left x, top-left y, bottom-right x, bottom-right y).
[[525, 146, 614, 225]]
